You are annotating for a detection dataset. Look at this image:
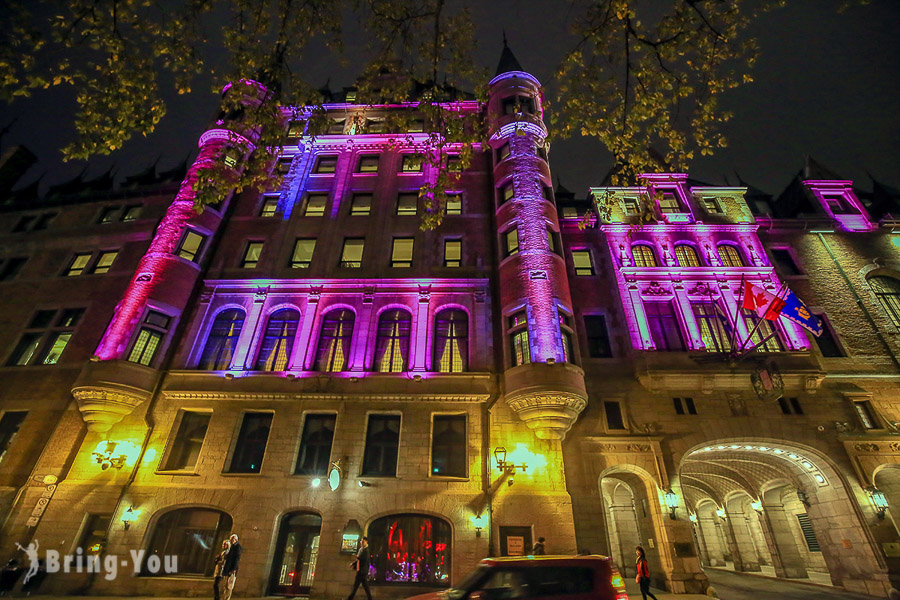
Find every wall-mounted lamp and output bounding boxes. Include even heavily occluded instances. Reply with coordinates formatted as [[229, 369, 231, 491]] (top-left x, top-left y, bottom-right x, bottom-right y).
[[327, 460, 342, 492], [663, 489, 679, 520], [357, 480, 372, 488], [750, 499, 763, 513], [715, 507, 726, 519], [122, 506, 135, 530], [493, 447, 528, 473], [797, 489, 810, 508], [471, 513, 487, 537], [92, 440, 139, 471], [311, 477, 321, 488], [867, 487, 889, 519], [689, 513, 698, 523]]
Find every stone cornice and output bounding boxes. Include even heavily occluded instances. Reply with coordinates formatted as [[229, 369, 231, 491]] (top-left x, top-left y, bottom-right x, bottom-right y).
[[162, 392, 490, 403]]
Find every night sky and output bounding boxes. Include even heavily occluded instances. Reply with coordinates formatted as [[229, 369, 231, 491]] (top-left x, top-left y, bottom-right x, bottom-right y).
[[2, 0, 898, 199]]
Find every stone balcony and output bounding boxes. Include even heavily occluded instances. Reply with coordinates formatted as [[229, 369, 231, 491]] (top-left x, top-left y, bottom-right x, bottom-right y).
[[503, 361, 589, 440], [71, 359, 159, 432]]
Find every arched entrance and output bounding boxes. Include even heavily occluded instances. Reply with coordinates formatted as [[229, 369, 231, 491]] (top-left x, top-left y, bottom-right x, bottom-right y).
[[269, 512, 322, 596], [679, 440, 871, 590], [368, 513, 452, 586]]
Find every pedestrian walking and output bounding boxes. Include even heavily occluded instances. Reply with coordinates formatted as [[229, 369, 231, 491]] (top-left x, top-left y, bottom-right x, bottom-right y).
[[213, 539, 231, 600], [222, 534, 242, 600], [346, 536, 372, 600], [635, 546, 658, 600], [531, 537, 546, 555]]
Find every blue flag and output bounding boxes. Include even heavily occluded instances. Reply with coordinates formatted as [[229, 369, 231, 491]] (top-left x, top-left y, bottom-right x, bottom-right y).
[[779, 289, 823, 337]]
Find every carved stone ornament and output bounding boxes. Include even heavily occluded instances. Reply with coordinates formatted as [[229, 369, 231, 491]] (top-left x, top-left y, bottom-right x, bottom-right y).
[[642, 281, 671, 296], [505, 392, 587, 441], [308, 285, 323, 302], [71, 386, 150, 433], [854, 443, 880, 453], [254, 286, 269, 302], [890, 441, 900, 452], [687, 282, 717, 297], [834, 421, 856, 434], [727, 393, 748, 416]]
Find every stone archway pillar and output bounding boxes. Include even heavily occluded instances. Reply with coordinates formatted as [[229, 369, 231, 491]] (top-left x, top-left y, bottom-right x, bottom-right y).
[[698, 516, 725, 566], [760, 503, 808, 578], [724, 510, 761, 572]]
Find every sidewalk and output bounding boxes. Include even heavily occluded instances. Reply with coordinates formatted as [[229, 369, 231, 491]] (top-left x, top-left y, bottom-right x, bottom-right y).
[[624, 580, 710, 599]]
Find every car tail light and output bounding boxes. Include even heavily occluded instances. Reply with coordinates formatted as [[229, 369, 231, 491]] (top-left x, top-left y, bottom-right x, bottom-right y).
[[610, 567, 629, 599]]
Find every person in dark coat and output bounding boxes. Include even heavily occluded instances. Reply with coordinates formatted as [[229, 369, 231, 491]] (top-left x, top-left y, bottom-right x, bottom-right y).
[[213, 539, 231, 600], [531, 537, 546, 555], [635, 546, 658, 600], [346, 536, 371, 600], [222, 534, 242, 600]]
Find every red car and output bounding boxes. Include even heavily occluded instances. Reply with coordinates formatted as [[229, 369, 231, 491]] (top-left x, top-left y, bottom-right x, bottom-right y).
[[406, 555, 628, 600]]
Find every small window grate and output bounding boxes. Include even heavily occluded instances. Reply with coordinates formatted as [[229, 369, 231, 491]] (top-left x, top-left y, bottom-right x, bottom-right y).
[[796, 513, 820, 552]]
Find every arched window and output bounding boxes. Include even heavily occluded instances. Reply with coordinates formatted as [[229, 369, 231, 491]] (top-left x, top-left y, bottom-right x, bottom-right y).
[[199, 309, 245, 370], [374, 309, 412, 372], [314, 309, 355, 372], [869, 276, 900, 328], [255, 309, 300, 371], [368, 514, 452, 585], [433, 309, 468, 372], [143, 508, 232, 576], [674, 244, 701, 267], [718, 244, 745, 267], [631, 244, 658, 267]]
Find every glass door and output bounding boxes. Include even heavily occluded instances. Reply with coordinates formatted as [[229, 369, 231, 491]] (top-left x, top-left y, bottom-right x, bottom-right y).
[[270, 513, 322, 596]]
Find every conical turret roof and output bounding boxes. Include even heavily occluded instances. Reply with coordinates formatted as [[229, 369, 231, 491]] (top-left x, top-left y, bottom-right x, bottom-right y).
[[495, 33, 524, 76]]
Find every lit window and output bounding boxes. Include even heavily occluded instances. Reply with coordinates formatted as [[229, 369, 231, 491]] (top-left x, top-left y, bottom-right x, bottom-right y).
[[255, 309, 300, 371], [64, 253, 92, 276], [313, 156, 337, 174], [631, 244, 658, 267], [693, 302, 731, 352], [499, 182, 514, 204], [701, 197, 722, 213], [227, 412, 273, 473], [291, 239, 316, 269], [41, 332, 71, 365], [503, 227, 519, 257], [741, 308, 785, 352], [177, 230, 206, 262], [368, 514, 451, 585], [128, 310, 171, 366], [99, 207, 119, 224], [77, 514, 111, 555], [561, 206, 577, 219], [350, 194, 372, 216], [198, 309, 245, 370], [658, 191, 683, 213], [357, 155, 379, 173], [0, 412, 26, 465], [584, 315, 612, 358], [362, 415, 400, 476], [509, 311, 530, 367], [397, 193, 418, 216], [718, 244, 744, 267], [497, 143, 510, 161], [374, 310, 411, 372], [241, 242, 264, 269], [286, 120, 305, 137], [444, 240, 461, 268], [431, 415, 466, 477], [401, 155, 422, 172], [675, 244, 701, 267], [303, 194, 328, 216], [869, 276, 900, 328], [408, 118, 425, 133], [572, 250, 594, 275], [623, 198, 640, 215], [446, 194, 462, 215], [92, 251, 118, 274], [314, 309, 355, 372], [854, 400, 879, 430], [295, 414, 336, 475], [161, 411, 211, 471], [260, 195, 279, 217], [559, 312, 575, 363], [391, 238, 414, 268], [340, 238, 364, 268], [9, 333, 42, 366], [547, 227, 559, 254], [433, 309, 467, 373], [645, 301, 685, 351], [121, 205, 142, 221]]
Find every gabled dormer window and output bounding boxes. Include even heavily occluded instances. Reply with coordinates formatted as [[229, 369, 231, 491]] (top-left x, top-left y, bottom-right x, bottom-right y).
[[824, 196, 854, 215], [658, 191, 683, 213]]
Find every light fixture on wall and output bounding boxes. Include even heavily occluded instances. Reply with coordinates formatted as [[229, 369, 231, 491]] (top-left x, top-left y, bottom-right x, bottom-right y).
[[122, 506, 135, 530], [471, 513, 487, 537], [796, 489, 810, 508], [689, 513, 698, 523], [715, 507, 726, 519], [92, 440, 140, 470], [663, 489, 679, 520], [357, 480, 372, 488], [493, 447, 528, 473], [327, 460, 342, 492], [867, 487, 889, 520], [750, 499, 763, 513]]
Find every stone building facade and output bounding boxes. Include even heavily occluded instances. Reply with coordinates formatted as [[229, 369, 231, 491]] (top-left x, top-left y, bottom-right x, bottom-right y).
[[1, 45, 900, 599]]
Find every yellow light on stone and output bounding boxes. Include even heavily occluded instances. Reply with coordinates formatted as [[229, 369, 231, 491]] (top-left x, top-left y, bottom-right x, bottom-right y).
[[507, 443, 547, 473]]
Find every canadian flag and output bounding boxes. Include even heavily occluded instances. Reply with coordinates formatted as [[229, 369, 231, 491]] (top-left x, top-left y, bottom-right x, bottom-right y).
[[742, 282, 785, 321]]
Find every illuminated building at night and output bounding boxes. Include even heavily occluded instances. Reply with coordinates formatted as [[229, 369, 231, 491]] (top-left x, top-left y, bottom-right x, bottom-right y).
[[1, 43, 900, 598]]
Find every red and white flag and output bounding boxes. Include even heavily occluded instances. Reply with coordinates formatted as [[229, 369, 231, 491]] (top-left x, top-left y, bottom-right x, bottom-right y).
[[742, 282, 785, 321]]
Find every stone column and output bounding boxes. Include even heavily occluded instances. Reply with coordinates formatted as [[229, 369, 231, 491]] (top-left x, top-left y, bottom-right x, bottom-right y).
[[698, 516, 725, 566], [291, 291, 320, 370], [725, 510, 761, 571], [760, 503, 808, 578]]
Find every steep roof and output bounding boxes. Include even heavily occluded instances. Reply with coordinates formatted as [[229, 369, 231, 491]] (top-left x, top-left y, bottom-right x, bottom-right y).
[[495, 34, 524, 77]]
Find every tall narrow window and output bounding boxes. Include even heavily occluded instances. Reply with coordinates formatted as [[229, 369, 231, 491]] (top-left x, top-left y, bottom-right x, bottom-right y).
[[499, 182, 514, 204], [65, 253, 92, 276], [0, 411, 27, 465], [559, 312, 575, 363], [390, 238, 414, 268], [77, 514, 112, 554], [303, 194, 328, 217], [374, 310, 411, 372], [128, 310, 171, 366], [503, 227, 519, 257], [260, 195, 279, 217], [718, 244, 745, 267], [99, 207, 119, 224], [658, 192, 682, 213], [255, 309, 300, 371], [444, 239, 461, 267], [357, 156, 379, 173], [431, 415, 466, 477], [546, 227, 559, 254], [350, 194, 372, 216], [362, 415, 400, 476], [177, 230, 206, 262], [693, 302, 731, 352], [814, 314, 844, 357], [631, 245, 658, 267], [675, 244, 701, 267], [295, 414, 336, 475], [778, 397, 804, 415], [199, 309, 245, 370], [645, 301, 685, 351], [741, 308, 784, 352], [445, 194, 462, 215], [497, 143, 511, 161], [290, 239, 316, 269], [769, 248, 802, 275], [228, 412, 273, 473], [854, 401, 879, 430], [162, 411, 211, 471], [433, 309, 468, 373], [869, 276, 900, 328], [8, 308, 82, 366], [41, 332, 71, 364], [572, 250, 595, 275], [508, 311, 530, 367], [604, 401, 626, 430], [340, 238, 364, 268], [314, 309, 354, 372], [396, 193, 418, 216], [8, 334, 42, 366], [241, 242, 264, 269], [584, 315, 612, 358]]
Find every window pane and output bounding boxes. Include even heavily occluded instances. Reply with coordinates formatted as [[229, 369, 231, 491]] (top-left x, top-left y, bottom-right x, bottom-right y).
[[92, 251, 118, 274], [29, 309, 57, 329], [314, 156, 337, 174], [645, 302, 685, 351], [314, 309, 354, 372], [199, 309, 245, 370], [128, 328, 162, 365], [584, 315, 612, 358], [397, 193, 418, 216], [572, 251, 594, 275], [444, 240, 461, 267], [255, 309, 300, 371], [304, 194, 328, 216], [144, 509, 232, 576], [296, 414, 336, 475], [178, 231, 206, 262], [242, 242, 264, 268], [870, 276, 900, 328], [718, 244, 744, 267], [632, 245, 658, 267], [500, 182, 514, 203], [9, 333, 42, 366], [770, 248, 801, 275], [431, 415, 466, 477], [497, 143, 510, 161], [814, 315, 843, 357], [41, 332, 71, 364], [122, 206, 142, 221], [369, 514, 451, 585], [855, 401, 878, 429], [350, 194, 372, 216], [604, 401, 626, 430], [741, 308, 784, 352], [229, 413, 273, 473], [362, 415, 400, 476], [693, 302, 731, 352], [99, 207, 119, 223], [260, 196, 279, 217], [340, 239, 364, 268], [504, 228, 519, 257], [0, 411, 27, 464], [32, 213, 55, 230], [291, 239, 316, 269], [374, 310, 411, 372], [433, 310, 468, 373], [0, 257, 27, 281], [401, 155, 422, 172], [659, 192, 682, 213], [77, 514, 112, 554], [357, 156, 379, 173], [675, 245, 700, 267], [446, 194, 462, 215], [327, 119, 345, 134], [66, 253, 92, 276], [391, 238, 414, 268], [511, 328, 530, 366], [145, 310, 171, 329], [59, 308, 84, 327], [163, 412, 211, 470]]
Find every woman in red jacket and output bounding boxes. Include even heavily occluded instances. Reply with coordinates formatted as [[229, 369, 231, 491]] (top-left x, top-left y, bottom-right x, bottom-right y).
[[635, 546, 658, 600]]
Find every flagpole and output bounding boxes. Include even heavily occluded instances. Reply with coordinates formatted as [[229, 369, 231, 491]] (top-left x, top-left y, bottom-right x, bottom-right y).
[[733, 331, 779, 363], [728, 274, 746, 357], [737, 283, 787, 354]]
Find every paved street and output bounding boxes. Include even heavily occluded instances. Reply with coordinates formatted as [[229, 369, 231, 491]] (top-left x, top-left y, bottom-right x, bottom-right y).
[[696, 568, 879, 600]]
